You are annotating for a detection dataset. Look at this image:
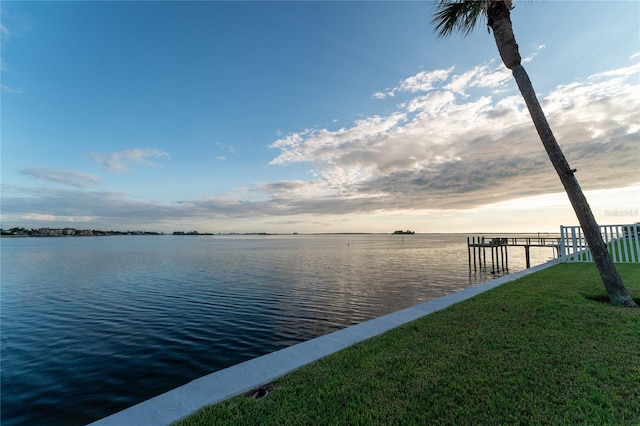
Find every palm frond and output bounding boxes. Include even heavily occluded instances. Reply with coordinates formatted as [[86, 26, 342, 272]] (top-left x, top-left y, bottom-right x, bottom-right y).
[[431, 1, 486, 38]]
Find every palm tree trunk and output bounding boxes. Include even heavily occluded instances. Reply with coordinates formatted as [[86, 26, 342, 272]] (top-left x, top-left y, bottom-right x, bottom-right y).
[[488, 1, 637, 307], [512, 66, 636, 307], [487, 1, 520, 69]]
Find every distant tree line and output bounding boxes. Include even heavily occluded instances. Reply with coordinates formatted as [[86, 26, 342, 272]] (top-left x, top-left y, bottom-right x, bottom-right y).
[[0, 227, 162, 237]]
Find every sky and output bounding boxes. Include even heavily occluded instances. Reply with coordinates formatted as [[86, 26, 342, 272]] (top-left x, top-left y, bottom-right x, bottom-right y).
[[1, 1, 639, 234]]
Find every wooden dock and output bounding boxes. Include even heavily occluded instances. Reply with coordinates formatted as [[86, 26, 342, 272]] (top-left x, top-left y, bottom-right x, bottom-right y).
[[467, 235, 560, 273]]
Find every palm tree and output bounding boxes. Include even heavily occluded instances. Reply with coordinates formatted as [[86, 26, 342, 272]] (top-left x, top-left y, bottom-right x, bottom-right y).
[[431, 0, 637, 307]]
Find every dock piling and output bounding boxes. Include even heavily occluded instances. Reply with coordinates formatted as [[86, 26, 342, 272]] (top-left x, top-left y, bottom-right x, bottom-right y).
[[467, 234, 559, 274]]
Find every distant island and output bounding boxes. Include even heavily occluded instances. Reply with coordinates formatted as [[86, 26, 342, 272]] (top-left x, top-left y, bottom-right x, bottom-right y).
[[393, 230, 415, 235]]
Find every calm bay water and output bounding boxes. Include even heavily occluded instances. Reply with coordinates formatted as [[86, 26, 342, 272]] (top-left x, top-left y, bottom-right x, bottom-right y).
[[1, 234, 554, 425]]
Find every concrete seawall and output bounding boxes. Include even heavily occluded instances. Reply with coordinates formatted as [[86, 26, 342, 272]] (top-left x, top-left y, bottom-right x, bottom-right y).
[[90, 260, 559, 426]]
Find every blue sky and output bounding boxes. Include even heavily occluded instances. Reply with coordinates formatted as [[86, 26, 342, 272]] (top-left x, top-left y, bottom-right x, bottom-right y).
[[1, 1, 639, 233]]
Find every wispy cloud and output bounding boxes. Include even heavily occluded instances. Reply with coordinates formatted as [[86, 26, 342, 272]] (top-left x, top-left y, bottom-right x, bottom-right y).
[[522, 44, 545, 64], [0, 23, 10, 38], [444, 61, 511, 96], [372, 67, 454, 99], [21, 168, 101, 188], [1, 83, 23, 94], [21, 213, 93, 223], [269, 113, 407, 168], [1, 185, 193, 225], [91, 148, 171, 172]]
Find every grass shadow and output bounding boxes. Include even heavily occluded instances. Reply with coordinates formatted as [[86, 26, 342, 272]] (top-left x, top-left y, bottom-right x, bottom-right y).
[[586, 294, 640, 305]]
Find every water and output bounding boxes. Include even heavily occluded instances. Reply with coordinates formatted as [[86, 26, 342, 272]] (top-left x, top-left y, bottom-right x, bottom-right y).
[[1, 234, 554, 425]]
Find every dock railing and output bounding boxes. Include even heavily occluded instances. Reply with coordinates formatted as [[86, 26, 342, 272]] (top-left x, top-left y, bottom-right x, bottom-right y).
[[467, 233, 560, 273], [559, 224, 640, 263]]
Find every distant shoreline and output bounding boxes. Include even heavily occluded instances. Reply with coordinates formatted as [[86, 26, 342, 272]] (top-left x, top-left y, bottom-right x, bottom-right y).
[[0, 232, 378, 238], [0, 227, 395, 237], [1, 228, 563, 238]]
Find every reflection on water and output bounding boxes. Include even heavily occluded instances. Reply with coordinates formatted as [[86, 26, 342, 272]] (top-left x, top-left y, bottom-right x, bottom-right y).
[[0, 234, 554, 425]]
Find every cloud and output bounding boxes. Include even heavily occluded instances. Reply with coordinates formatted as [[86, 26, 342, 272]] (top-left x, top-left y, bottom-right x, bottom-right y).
[[444, 61, 512, 96], [91, 148, 171, 172], [21, 213, 93, 223], [522, 44, 545, 64], [21, 168, 101, 188], [1, 8, 33, 74], [0, 23, 10, 38], [373, 67, 454, 99], [265, 58, 640, 214], [269, 113, 408, 167], [1, 185, 195, 224], [1, 83, 22, 94], [398, 67, 454, 93]]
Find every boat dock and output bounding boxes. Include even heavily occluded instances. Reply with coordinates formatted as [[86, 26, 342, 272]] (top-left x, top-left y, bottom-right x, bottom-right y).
[[467, 235, 560, 273]]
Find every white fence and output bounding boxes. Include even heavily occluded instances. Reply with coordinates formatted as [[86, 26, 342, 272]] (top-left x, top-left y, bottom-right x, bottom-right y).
[[559, 224, 640, 263]]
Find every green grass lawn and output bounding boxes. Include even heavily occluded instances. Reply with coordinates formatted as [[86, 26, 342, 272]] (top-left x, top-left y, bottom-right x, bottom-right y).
[[176, 263, 640, 425]]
